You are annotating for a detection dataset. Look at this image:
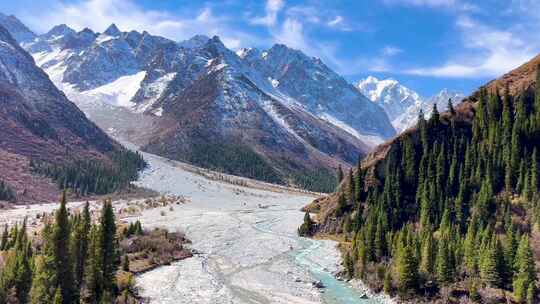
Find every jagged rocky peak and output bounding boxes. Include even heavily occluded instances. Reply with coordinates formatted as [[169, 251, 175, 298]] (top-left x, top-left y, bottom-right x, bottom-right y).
[[0, 12, 36, 43], [178, 34, 210, 49], [45, 24, 76, 38], [236, 47, 260, 60], [103, 23, 122, 37]]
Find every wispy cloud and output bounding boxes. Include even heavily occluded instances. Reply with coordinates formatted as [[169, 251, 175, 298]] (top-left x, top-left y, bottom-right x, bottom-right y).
[[404, 15, 535, 78], [327, 16, 344, 27], [383, 0, 477, 11], [382, 46, 403, 56], [249, 0, 284, 27], [19, 0, 264, 49]]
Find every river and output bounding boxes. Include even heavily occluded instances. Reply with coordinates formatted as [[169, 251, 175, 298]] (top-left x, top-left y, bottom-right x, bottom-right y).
[[133, 151, 388, 304]]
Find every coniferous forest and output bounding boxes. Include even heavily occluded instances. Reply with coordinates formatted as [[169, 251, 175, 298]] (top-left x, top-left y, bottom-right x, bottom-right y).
[[0, 180, 16, 202], [0, 193, 167, 304], [302, 68, 540, 302], [30, 149, 147, 196]]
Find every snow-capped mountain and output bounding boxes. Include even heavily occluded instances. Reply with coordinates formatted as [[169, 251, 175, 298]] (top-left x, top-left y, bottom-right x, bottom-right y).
[[240, 45, 396, 141], [357, 76, 464, 132], [2, 17, 397, 190]]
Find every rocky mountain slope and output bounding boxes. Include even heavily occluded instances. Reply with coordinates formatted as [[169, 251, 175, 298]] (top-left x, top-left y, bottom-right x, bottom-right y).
[[481, 53, 540, 96], [3, 17, 397, 191], [0, 12, 35, 44], [358, 76, 464, 132], [0, 24, 137, 202]]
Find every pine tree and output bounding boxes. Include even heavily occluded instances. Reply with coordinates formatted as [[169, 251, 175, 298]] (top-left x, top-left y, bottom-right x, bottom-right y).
[[52, 191, 75, 304], [122, 255, 130, 272], [430, 104, 440, 126], [448, 98, 456, 116], [419, 231, 435, 277], [337, 165, 344, 184], [348, 168, 355, 202], [344, 251, 354, 278], [354, 170, 362, 203], [479, 237, 501, 287], [30, 255, 57, 304], [100, 200, 119, 295], [534, 64, 540, 129], [531, 148, 538, 196], [335, 193, 347, 217], [83, 225, 103, 303], [0, 224, 8, 250], [436, 236, 452, 284], [72, 202, 91, 289], [396, 243, 418, 291], [298, 211, 314, 236]]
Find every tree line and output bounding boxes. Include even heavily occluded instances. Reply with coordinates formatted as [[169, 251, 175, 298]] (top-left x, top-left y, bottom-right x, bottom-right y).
[[307, 67, 540, 302], [31, 149, 147, 196], [0, 180, 15, 202]]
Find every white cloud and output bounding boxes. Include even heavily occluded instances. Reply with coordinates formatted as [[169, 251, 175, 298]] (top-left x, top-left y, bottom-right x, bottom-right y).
[[384, 0, 456, 7], [383, 0, 477, 11], [382, 46, 403, 56], [250, 0, 284, 27], [327, 16, 344, 27], [403, 15, 535, 78], [19, 0, 263, 49], [271, 18, 307, 50]]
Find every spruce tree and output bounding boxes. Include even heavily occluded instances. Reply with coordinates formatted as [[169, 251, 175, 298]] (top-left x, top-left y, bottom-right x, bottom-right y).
[[419, 231, 435, 277], [0, 224, 7, 250], [436, 237, 452, 284], [396, 243, 418, 291], [337, 165, 344, 184], [479, 237, 501, 287], [52, 191, 75, 304], [72, 202, 91, 289], [30, 255, 57, 304], [448, 98, 456, 116], [83, 225, 103, 303], [348, 168, 355, 202], [100, 200, 119, 296]]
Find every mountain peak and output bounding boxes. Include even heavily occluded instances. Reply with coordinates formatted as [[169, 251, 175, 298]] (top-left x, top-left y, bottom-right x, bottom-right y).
[[104, 23, 121, 36], [178, 34, 210, 49], [364, 75, 379, 83], [45, 24, 76, 38], [0, 12, 36, 43], [236, 47, 260, 59]]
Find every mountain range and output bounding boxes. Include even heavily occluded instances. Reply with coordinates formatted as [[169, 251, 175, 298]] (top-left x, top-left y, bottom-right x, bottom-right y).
[[0, 14, 402, 191], [0, 13, 466, 192], [357, 76, 464, 132]]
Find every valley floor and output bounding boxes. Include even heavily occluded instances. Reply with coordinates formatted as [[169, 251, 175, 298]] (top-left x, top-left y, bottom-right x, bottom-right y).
[[131, 151, 385, 304]]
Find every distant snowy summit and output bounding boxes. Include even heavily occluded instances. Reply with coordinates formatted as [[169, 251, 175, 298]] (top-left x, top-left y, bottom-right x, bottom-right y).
[[357, 76, 464, 132]]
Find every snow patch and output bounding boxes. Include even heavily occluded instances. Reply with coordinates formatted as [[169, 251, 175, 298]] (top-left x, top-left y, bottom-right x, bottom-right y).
[[320, 113, 385, 147], [269, 77, 280, 88], [95, 34, 115, 44], [82, 71, 146, 108]]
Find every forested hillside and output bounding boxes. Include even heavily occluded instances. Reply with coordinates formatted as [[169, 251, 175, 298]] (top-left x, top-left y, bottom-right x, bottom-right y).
[[301, 67, 540, 303]]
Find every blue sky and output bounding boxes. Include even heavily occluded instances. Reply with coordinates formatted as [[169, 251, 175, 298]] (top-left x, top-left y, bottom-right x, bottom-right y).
[[2, 0, 540, 96]]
